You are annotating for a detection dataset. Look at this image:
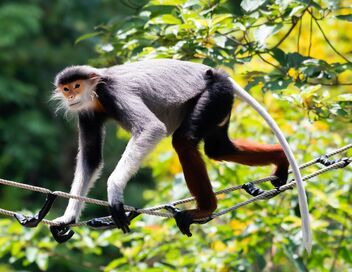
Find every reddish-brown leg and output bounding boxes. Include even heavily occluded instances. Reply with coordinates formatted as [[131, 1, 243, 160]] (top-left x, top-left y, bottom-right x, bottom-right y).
[[172, 136, 217, 235], [205, 135, 289, 187]]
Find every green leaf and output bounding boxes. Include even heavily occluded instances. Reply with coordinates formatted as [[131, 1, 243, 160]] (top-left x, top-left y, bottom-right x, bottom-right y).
[[253, 24, 283, 47], [332, 63, 352, 73], [149, 0, 185, 6], [75, 32, 101, 44], [264, 77, 292, 91], [341, 247, 352, 263], [241, 0, 266, 12], [36, 252, 49, 271], [338, 94, 352, 101], [286, 52, 309, 68], [104, 257, 128, 271], [25, 247, 38, 263], [212, 14, 233, 26], [296, 0, 322, 10], [289, 5, 306, 17], [336, 14, 352, 22], [271, 48, 286, 66], [148, 14, 182, 25], [183, 0, 200, 8], [213, 35, 227, 48], [334, 108, 348, 116], [203, 58, 217, 67], [245, 76, 264, 90]]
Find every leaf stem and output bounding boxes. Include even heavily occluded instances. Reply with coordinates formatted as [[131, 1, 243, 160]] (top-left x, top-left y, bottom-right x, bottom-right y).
[[308, 9, 351, 63], [308, 11, 313, 57], [297, 17, 302, 53]]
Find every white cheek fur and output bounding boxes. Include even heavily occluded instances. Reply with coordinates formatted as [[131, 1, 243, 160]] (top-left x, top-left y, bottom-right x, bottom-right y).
[[50, 86, 96, 114]]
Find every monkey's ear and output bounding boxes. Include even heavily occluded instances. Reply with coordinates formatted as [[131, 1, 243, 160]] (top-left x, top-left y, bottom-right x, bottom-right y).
[[89, 73, 100, 82]]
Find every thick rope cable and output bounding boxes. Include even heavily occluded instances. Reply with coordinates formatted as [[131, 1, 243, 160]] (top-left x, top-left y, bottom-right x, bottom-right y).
[[208, 157, 351, 219], [0, 144, 350, 227], [136, 143, 352, 210], [0, 179, 170, 217]]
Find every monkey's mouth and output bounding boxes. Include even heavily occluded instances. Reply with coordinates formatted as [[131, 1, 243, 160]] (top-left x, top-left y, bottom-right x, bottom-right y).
[[69, 101, 81, 107]]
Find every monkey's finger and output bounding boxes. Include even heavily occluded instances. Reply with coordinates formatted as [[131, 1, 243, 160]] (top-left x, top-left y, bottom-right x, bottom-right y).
[[181, 226, 192, 237], [175, 211, 193, 237], [115, 219, 130, 233], [122, 223, 130, 233], [14, 213, 41, 228], [114, 218, 130, 233], [178, 221, 192, 237], [109, 203, 131, 233], [127, 210, 140, 222], [272, 166, 288, 187]]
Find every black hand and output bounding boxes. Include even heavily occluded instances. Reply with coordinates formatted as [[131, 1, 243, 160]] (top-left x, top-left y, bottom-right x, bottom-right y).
[[109, 202, 130, 233], [50, 223, 75, 243], [15, 193, 57, 228]]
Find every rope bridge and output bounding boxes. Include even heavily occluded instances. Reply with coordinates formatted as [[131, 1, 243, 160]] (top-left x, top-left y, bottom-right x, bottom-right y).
[[0, 144, 350, 228]]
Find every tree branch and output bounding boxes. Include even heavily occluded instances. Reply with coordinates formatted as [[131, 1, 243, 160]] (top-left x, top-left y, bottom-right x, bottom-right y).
[[271, 18, 299, 48], [308, 11, 313, 57], [306, 80, 352, 86], [297, 17, 302, 53], [308, 9, 351, 63]]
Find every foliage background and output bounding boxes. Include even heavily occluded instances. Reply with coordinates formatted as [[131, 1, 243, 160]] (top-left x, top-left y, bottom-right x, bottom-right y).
[[0, 0, 351, 271]]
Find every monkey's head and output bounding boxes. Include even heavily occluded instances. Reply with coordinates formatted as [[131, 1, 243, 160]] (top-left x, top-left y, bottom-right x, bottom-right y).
[[52, 65, 102, 113]]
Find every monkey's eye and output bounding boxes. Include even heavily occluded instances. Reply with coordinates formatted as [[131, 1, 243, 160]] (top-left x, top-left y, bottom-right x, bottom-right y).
[[63, 87, 69, 92], [75, 84, 80, 89]]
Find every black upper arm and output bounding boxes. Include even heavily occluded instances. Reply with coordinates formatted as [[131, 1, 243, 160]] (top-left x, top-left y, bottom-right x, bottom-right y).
[[78, 113, 106, 171]]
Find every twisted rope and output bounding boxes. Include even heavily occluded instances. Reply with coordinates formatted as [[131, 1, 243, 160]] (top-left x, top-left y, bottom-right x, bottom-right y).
[[209, 157, 351, 219], [0, 144, 350, 227]]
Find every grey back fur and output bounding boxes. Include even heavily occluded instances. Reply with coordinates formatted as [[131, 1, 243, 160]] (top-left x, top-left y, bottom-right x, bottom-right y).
[[104, 59, 211, 134]]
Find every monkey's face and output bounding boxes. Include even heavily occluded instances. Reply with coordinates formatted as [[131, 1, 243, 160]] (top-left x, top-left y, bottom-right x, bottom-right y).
[[53, 79, 98, 112]]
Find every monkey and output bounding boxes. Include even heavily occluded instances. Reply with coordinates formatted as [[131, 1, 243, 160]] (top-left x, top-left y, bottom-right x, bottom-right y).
[[47, 59, 311, 251]]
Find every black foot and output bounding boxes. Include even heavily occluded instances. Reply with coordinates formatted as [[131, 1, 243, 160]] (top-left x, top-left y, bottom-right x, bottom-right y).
[[14, 193, 57, 228], [50, 224, 75, 243], [165, 205, 193, 237], [271, 167, 288, 187], [242, 182, 283, 199], [87, 216, 116, 230], [165, 205, 212, 237], [242, 182, 264, 196], [87, 211, 140, 230], [109, 202, 130, 233]]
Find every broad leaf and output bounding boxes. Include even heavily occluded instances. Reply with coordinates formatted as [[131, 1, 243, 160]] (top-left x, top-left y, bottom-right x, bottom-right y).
[[253, 24, 283, 47], [149, 0, 185, 6], [241, 0, 266, 12], [336, 14, 352, 22], [148, 14, 182, 25]]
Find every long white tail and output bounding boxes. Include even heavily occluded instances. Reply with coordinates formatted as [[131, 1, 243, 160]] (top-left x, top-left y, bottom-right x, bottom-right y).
[[229, 78, 312, 253]]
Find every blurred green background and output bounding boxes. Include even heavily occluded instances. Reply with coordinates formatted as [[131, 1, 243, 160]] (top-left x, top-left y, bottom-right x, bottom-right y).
[[0, 0, 351, 271]]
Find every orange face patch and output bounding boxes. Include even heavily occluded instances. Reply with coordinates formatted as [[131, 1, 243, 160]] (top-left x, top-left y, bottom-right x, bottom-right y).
[[57, 79, 86, 100], [56, 79, 105, 112]]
